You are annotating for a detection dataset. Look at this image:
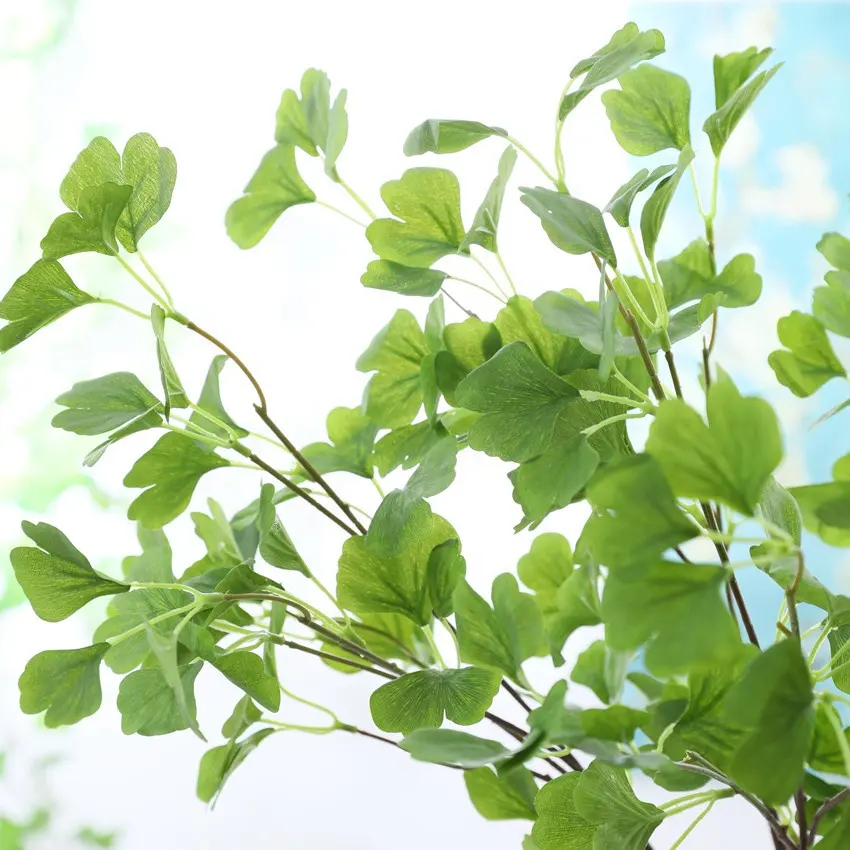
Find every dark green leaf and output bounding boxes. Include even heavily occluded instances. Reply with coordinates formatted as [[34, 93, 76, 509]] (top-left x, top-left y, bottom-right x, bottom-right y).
[[640, 144, 694, 261], [520, 188, 616, 265], [151, 304, 189, 417], [366, 168, 467, 268], [602, 560, 740, 675], [0, 259, 96, 352], [582, 454, 698, 568], [724, 639, 814, 805], [456, 342, 578, 463], [819, 812, 850, 850], [337, 513, 457, 625], [494, 295, 567, 372], [357, 309, 427, 428], [403, 120, 508, 155], [769, 311, 846, 397], [117, 661, 203, 736], [188, 356, 248, 442], [124, 432, 231, 529], [374, 420, 449, 475], [401, 728, 508, 767], [703, 64, 781, 156], [464, 766, 537, 821], [713, 47, 773, 108], [370, 666, 500, 734], [463, 146, 517, 252], [533, 773, 595, 849], [361, 260, 447, 297], [257, 483, 310, 575], [604, 164, 675, 228], [602, 65, 690, 155], [11, 521, 129, 622], [52, 372, 162, 437], [647, 369, 781, 515], [226, 144, 315, 249], [428, 538, 466, 618], [211, 651, 280, 712], [560, 23, 666, 120], [19, 643, 109, 727], [41, 183, 132, 258]]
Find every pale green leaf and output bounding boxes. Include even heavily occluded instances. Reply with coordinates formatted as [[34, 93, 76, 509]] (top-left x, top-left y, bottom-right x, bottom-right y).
[[769, 311, 846, 397], [403, 120, 508, 155]]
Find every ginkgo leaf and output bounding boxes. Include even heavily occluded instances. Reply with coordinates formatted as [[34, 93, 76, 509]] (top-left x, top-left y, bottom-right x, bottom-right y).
[[298, 406, 379, 479], [19, 644, 110, 728], [0, 259, 96, 353], [533, 773, 596, 850], [604, 164, 675, 228], [188, 356, 248, 443], [403, 120, 508, 155], [197, 729, 276, 805], [257, 483, 310, 575], [124, 432, 231, 529], [11, 521, 129, 622], [463, 146, 517, 252], [400, 728, 509, 767], [361, 260, 447, 297], [640, 144, 694, 261], [366, 168, 467, 268], [117, 661, 203, 736], [464, 767, 537, 821], [369, 666, 500, 734], [427, 538, 467, 618], [713, 47, 774, 109], [226, 144, 316, 249], [151, 304, 189, 418], [210, 651, 281, 712]]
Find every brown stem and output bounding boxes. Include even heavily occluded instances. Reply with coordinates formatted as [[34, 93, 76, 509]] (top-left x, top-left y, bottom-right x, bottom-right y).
[[808, 788, 850, 843], [664, 349, 684, 399], [796, 788, 809, 850], [501, 679, 533, 713], [272, 637, 395, 679], [248, 452, 358, 536], [254, 405, 368, 535], [443, 288, 478, 318]]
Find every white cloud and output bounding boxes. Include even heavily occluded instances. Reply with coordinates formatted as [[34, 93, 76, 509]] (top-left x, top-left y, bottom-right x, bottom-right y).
[[698, 3, 779, 58], [722, 112, 760, 169], [740, 143, 839, 223]]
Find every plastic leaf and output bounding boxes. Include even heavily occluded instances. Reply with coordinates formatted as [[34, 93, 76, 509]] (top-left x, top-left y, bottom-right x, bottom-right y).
[[117, 661, 203, 736], [210, 651, 281, 712], [403, 120, 508, 155], [401, 728, 508, 767], [640, 144, 694, 261], [257, 482, 310, 575], [464, 766, 537, 821], [769, 311, 846, 397], [604, 164, 675, 228], [713, 47, 773, 108], [361, 260, 447, 297], [533, 773, 596, 849], [463, 145, 517, 252], [188, 356, 248, 443], [197, 729, 276, 805]]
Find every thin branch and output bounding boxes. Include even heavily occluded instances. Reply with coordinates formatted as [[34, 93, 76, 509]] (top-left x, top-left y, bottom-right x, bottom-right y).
[[271, 637, 395, 679], [809, 788, 850, 843], [501, 679, 533, 713], [665, 349, 684, 399], [796, 788, 809, 850], [248, 452, 358, 536], [443, 287, 479, 318]]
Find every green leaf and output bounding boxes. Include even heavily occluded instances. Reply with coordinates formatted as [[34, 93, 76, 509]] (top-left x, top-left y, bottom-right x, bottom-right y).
[[533, 773, 595, 849], [117, 661, 203, 736], [428, 538, 467, 618], [827, 625, 850, 693], [374, 420, 449, 475], [361, 260, 447, 297], [365, 437, 457, 557], [570, 640, 630, 705], [580, 705, 647, 743], [818, 232, 850, 272], [41, 183, 132, 258], [510, 436, 599, 531], [456, 342, 578, 463], [19, 644, 109, 727], [703, 63, 781, 156], [602, 560, 740, 675], [659, 241, 762, 312], [769, 311, 846, 397], [357, 309, 427, 428], [52, 372, 162, 437], [256, 483, 310, 575], [464, 766, 537, 821], [573, 761, 663, 850], [640, 144, 694, 261], [151, 304, 189, 417], [454, 574, 546, 681], [337, 513, 456, 625], [188, 356, 248, 443], [211, 651, 280, 712], [713, 47, 774, 108], [604, 164, 675, 228], [370, 667, 500, 734], [724, 639, 815, 805], [0, 259, 96, 353], [59, 133, 177, 252], [11, 521, 129, 622], [221, 695, 263, 740], [299, 406, 378, 479], [560, 23, 666, 120], [646, 369, 782, 515], [403, 120, 508, 155], [582, 454, 697, 568], [463, 146, 517, 252], [602, 65, 691, 155], [494, 295, 566, 372], [401, 728, 508, 767], [818, 812, 850, 850], [366, 168, 466, 268], [813, 283, 850, 339], [197, 729, 275, 805], [226, 144, 316, 249], [520, 188, 616, 265], [124, 432, 231, 529]]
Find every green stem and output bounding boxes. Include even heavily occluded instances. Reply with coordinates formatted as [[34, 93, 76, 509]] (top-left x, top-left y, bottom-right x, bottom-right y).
[[97, 298, 149, 320], [262, 717, 337, 735], [578, 389, 653, 412], [822, 698, 850, 776], [612, 365, 653, 405], [507, 136, 558, 186], [162, 422, 230, 450], [611, 266, 655, 329], [581, 411, 646, 438], [311, 574, 349, 623], [708, 155, 721, 221], [372, 476, 386, 499], [688, 162, 707, 220], [494, 249, 518, 297], [627, 226, 654, 286], [660, 791, 719, 812], [114, 254, 170, 309], [136, 249, 175, 307], [279, 683, 340, 725], [336, 176, 377, 220], [187, 402, 238, 441], [315, 199, 368, 227], [441, 618, 461, 666], [446, 275, 506, 303], [808, 623, 831, 666], [422, 624, 447, 669], [247, 430, 293, 454], [470, 254, 510, 300], [106, 602, 197, 646], [669, 800, 716, 850]]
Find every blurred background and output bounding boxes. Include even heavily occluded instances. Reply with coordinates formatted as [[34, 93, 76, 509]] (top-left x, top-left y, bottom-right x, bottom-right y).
[[1, 1, 849, 848]]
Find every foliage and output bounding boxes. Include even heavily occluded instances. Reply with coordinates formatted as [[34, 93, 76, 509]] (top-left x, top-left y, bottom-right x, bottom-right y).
[[4, 29, 850, 850]]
